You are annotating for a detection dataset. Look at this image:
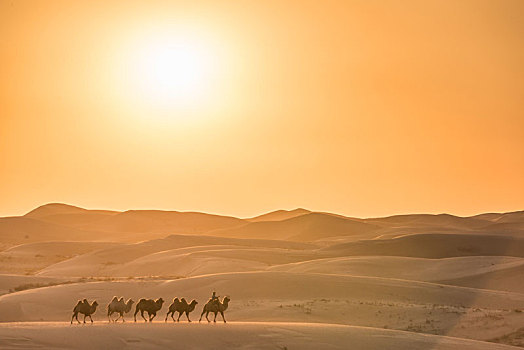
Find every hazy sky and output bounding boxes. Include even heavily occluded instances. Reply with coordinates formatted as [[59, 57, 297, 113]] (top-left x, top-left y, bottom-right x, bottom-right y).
[[1, 0, 523, 218]]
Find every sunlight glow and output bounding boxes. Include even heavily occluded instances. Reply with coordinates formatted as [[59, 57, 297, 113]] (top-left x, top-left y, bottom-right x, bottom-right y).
[[134, 36, 218, 109]]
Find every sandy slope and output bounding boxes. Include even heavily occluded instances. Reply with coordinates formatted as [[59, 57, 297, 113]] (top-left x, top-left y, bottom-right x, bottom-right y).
[[438, 263, 524, 294], [0, 322, 518, 350], [268, 256, 524, 285], [3, 204, 524, 348], [35, 236, 316, 277], [246, 208, 311, 222], [38, 247, 321, 277], [213, 212, 382, 241], [0, 275, 68, 296], [2, 271, 524, 342], [323, 233, 524, 258], [0, 241, 118, 275]]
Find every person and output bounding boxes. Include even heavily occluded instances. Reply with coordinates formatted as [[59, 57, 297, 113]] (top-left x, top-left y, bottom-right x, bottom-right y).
[[211, 291, 219, 304]]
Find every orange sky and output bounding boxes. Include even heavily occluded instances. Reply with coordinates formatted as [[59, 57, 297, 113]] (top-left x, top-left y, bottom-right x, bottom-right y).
[[1, 0, 523, 218]]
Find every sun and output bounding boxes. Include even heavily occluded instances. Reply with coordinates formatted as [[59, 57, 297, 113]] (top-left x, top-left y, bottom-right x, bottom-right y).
[[134, 36, 218, 108]]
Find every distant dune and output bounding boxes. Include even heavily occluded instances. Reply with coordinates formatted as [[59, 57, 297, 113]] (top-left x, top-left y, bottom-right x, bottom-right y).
[[323, 233, 524, 258], [1, 204, 523, 249], [246, 208, 311, 222], [213, 212, 382, 241]]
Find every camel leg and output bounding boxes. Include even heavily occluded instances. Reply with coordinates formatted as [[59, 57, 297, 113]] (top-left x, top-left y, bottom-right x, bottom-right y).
[[186, 311, 191, 322], [121, 312, 126, 323], [177, 311, 181, 322], [89, 314, 94, 323], [83, 314, 87, 324], [199, 310, 205, 322], [213, 311, 217, 323], [134, 309, 139, 322], [71, 312, 77, 324], [150, 312, 156, 322], [165, 311, 170, 322], [171, 312, 176, 322], [206, 311, 211, 323], [140, 310, 147, 322], [220, 311, 226, 323]]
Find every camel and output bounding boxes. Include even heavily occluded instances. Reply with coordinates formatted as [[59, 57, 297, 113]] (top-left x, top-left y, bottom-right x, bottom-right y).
[[71, 299, 99, 324], [134, 298, 164, 322], [199, 296, 230, 323], [107, 296, 135, 323], [165, 297, 198, 322]]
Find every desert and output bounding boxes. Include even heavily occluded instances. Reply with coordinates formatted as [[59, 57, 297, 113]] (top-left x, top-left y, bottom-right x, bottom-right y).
[[1, 204, 524, 349]]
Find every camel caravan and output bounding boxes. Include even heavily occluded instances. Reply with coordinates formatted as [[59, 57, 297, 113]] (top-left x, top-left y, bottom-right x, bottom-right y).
[[71, 291, 230, 324]]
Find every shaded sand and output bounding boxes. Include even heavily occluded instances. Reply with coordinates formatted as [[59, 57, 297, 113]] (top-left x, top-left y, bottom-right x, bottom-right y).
[[268, 256, 524, 286], [0, 322, 519, 350], [0, 274, 68, 296], [246, 208, 311, 222], [438, 263, 524, 294], [38, 247, 321, 277], [213, 212, 382, 241], [0, 241, 118, 275], [35, 236, 316, 277], [323, 233, 524, 258]]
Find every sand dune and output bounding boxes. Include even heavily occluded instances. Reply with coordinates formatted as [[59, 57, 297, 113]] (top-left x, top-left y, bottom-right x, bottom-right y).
[[0, 217, 109, 250], [473, 211, 524, 224], [365, 213, 491, 230], [438, 263, 524, 294], [0, 241, 117, 275], [81, 210, 245, 235], [246, 208, 311, 222], [268, 256, 524, 283], [4, 204, 524, 249], [0, 275, 69, 296], [323, 233, 524, 258], [3, 204, 524, 348], [2, 271, 524, 342], [1, 271, 523, 321], [35, 235, 316, 277], [109, 247, 319, 277], [0, 322, 518, 350], [213, 212, 382, 241], [24, 203, 102, 218]]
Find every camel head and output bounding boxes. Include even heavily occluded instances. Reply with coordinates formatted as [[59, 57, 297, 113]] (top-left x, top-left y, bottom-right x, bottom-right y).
[[92, 301, 99, 307], [190, 300, 198, 306], [223, 296, 230, 304]]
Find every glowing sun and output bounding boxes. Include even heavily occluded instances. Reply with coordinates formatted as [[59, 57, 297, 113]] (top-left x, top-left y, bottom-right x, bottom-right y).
[[135, 37, 218, 107]]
